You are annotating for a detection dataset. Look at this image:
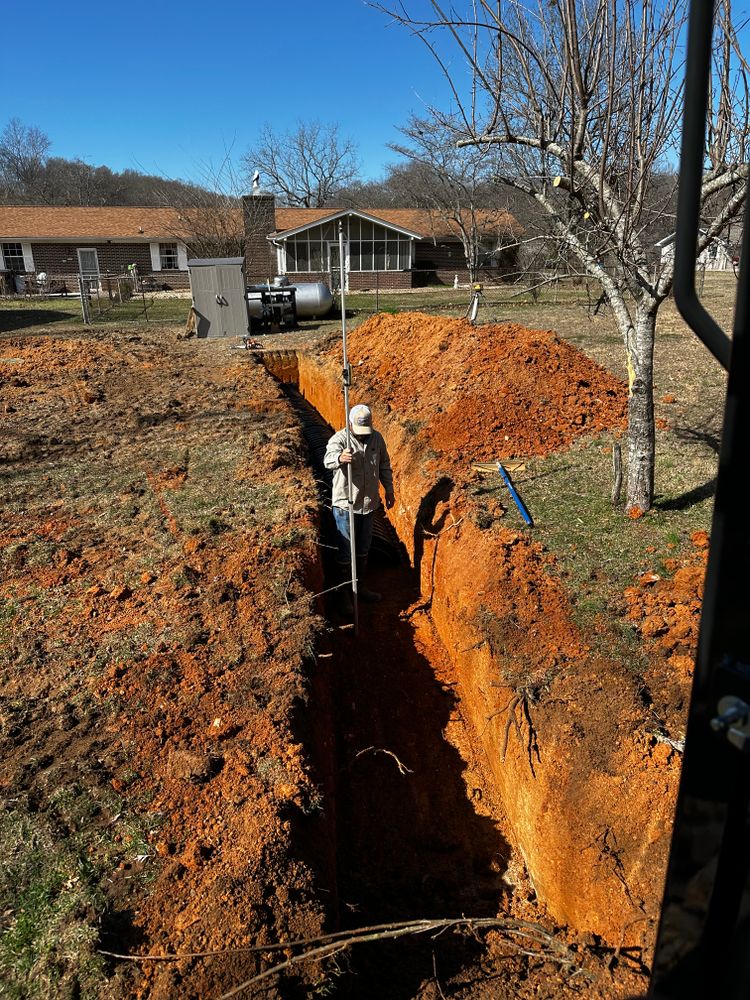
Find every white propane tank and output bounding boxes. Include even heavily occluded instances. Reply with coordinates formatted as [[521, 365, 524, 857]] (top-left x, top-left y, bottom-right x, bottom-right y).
[[247, 281, 334, 319]]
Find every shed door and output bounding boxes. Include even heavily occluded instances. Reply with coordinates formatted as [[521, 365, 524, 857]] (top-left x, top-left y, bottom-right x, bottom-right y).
[[188, 265, 221, 338], [216, 265, 249, 337]]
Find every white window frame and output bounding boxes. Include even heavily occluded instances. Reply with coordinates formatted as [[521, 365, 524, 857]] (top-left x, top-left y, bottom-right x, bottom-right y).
[[1, 241, 31, 272], [327, 240, 349, 290], [280, 217, 414, 276], [77, 247, 100, 275], [158, 241, 180, 270]]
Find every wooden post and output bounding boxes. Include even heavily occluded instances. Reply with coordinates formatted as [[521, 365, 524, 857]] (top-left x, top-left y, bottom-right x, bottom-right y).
[[78, 277, 91, 325], [611, 441, 623, 506]]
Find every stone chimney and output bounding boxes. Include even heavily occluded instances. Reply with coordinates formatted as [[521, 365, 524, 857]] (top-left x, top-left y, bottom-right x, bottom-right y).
[[242, 191, 276, 283]]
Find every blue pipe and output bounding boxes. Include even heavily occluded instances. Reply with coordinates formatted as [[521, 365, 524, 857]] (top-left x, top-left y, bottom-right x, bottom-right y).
[[497, 462, 533, 527]]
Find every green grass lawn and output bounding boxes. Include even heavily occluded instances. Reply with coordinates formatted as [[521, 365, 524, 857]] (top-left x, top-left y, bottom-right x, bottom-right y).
[[0, 294, 190, 334]]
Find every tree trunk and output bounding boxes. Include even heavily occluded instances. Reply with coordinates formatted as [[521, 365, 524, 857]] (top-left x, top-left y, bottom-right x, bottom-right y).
[[625, 306, 657, 514]]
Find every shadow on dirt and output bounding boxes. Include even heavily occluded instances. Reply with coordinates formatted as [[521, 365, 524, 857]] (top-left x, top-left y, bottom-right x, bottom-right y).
[[0, 308, 76, 333], [323, 558, 510, 999]]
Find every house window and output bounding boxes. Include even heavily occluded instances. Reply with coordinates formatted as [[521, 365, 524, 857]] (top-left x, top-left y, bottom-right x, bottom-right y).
[[159, 242, 179, 270], [2, 243, 25, 272], [283, 219, 413, 273]]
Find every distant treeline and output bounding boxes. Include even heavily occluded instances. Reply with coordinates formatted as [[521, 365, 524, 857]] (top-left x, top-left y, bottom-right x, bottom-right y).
[[0, 118, 210, 206]]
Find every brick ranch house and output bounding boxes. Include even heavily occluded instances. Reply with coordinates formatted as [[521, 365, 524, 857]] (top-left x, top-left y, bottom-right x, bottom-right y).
[[0, 197, 522, 293]]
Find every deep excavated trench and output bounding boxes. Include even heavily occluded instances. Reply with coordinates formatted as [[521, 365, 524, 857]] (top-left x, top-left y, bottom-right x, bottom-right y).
[[284, 383, 510, 996], [257, 342, 679, 991]]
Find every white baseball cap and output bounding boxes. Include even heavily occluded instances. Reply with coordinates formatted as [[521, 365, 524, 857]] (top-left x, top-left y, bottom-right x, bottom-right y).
[[349, 404, 373, 434]]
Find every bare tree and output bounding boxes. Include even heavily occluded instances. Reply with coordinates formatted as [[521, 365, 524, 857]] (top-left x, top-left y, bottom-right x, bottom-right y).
[[377, 0, 750, 514], [0, 118, 51, 202], [157, 155, 247, 260], [392, 113, 518, 280], [243, 121, 360, 207]]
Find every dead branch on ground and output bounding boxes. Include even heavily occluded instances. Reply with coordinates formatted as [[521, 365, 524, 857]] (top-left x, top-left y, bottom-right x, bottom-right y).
[[212, 916, 583, 998], [99, 915, 580, 975]]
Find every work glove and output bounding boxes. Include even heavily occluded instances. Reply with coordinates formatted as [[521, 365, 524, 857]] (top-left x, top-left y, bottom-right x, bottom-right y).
[[385, 492, 396, 510]]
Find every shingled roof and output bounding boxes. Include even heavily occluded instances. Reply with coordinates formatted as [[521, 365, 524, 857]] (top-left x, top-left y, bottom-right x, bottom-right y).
[[0, 204, 522, 242], [0, 206, 190, 240]]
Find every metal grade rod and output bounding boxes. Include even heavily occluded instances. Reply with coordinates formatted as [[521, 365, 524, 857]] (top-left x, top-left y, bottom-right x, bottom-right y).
[[339, 221, 359, 636]]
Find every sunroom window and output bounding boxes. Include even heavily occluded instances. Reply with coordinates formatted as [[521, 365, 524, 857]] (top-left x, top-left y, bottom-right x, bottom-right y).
[[283, 219, 413, 273]]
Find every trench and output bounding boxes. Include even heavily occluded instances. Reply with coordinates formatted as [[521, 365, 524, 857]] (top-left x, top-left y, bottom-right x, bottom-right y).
[[276, 372, 513, 996], [256, 345, 675, 990]]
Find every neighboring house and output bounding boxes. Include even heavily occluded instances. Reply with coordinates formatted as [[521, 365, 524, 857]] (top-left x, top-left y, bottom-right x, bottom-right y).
[[0, 197, 522, 294], [262, 203, 522, 289], [655, 229, 739, 272]]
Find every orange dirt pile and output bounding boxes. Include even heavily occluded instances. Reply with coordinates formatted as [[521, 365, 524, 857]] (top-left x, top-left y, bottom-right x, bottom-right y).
[[624, 531, 709, 729], [330, 312, 627, 464], [0, 331, 331, 998], [291, 346, 679, 966]]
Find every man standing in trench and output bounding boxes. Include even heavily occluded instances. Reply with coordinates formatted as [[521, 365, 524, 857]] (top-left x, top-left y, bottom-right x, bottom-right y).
[[324, 403, 395, 615]]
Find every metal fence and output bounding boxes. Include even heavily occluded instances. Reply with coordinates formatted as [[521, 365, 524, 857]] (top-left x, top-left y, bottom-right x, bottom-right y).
[[0, 267, 160, 325], [76, 271, 156, 325]]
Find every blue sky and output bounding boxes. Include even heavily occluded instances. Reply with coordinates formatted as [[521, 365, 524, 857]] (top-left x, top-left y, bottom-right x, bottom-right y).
[[8, 0, 453, 186]]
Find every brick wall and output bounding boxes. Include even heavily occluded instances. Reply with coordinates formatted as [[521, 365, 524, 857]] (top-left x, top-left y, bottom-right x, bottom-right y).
[[282, 269, 414, 290], [242, 194, 277, 283], [23, 242, 190, 289], [348, 270, 413, 290], [414, 240, 518, 285], [429, 268, 512, 287]]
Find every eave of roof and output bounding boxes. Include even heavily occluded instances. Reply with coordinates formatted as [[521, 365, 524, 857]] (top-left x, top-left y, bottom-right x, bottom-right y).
[[269, 208, 425, 241]]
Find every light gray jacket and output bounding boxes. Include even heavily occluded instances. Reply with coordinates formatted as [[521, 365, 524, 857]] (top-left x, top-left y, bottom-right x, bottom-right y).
[[323, 428, 394, 514]]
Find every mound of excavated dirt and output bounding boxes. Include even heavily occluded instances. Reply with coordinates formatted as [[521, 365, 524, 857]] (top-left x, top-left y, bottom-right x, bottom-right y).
[[624, 531, 708, 730], [0, 331, 330, 999], [332, 312, 627, 464]]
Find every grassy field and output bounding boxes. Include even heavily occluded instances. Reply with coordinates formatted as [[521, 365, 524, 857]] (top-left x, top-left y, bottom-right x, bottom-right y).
[[0, 295, 190, 334]]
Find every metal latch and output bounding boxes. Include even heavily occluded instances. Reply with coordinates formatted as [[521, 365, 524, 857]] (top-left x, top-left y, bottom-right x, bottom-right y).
[[342, 363, 352, 387], [711, 696, 750, 753]]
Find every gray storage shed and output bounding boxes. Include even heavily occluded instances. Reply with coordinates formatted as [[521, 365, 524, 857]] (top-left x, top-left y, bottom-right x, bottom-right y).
[[188, 257, 250, 339]]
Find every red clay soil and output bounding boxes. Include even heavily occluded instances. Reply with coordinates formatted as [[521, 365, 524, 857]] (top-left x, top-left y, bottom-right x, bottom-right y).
[[624, 531, 709, 732], [333, 312, 627, 467], [0, 331, 333, 998], [321, 551, 649, 1000], [279, 313, 680, 969]]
